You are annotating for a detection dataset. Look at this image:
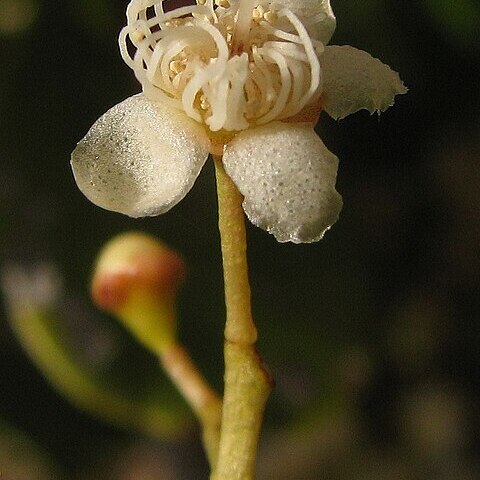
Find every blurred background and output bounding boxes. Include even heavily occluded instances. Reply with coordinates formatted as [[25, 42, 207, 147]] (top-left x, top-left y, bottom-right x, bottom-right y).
[[0, 0, 479, 478]]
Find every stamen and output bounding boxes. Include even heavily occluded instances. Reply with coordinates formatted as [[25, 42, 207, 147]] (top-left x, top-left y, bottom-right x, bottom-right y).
[[131, 30, 145, 43], [170, 60, 185, 74], [252, 5, 264, 21], [120, 0, 324, 132], [263, 10, 277, 24], [199, 94, 210, 111], [278, 8, 321, 115], [256, 47, 291, 124]]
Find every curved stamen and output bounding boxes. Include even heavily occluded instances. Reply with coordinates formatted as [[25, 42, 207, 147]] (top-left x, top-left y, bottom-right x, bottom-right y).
[[255, 46, 291, 124], [120, 0, 324, 131]]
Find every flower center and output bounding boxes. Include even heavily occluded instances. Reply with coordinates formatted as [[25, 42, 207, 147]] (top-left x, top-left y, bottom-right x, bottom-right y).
[[120, 0, 324, 132]]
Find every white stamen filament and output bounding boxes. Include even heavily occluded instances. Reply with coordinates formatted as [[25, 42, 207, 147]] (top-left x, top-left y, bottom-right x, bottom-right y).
[[277, 8, 321, 116], [255, 46, 291, 124], [248, 51, 275, 117], [223, 53, 250, 130], [120, 0, 325, 132]]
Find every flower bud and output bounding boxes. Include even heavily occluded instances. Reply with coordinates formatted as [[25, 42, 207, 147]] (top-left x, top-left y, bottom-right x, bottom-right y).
[[91, 232, 186, 354]]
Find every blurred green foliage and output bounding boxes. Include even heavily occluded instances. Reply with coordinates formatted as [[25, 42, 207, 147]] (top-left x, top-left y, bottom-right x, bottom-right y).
[[423, 0, 480, 50]]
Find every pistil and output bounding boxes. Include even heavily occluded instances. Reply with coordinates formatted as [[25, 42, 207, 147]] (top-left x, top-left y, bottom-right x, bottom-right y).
[[231, 0, 256, 55]]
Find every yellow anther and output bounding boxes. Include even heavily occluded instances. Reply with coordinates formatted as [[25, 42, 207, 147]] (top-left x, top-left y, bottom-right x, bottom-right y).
[[131, 30, 144, 43], [215, 0, 230, 8], [252, 5, 265, 21], [193, 12, 209, 22], [263, 10, 277, 23], [165, 19, 183, 28], [169, 60, 185, 75], [199, 94, 210, 110]]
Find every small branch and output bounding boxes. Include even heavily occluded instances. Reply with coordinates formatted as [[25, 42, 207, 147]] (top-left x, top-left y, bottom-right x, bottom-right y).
[[212, 156, 273, 480], [160, 343, 223, 467]]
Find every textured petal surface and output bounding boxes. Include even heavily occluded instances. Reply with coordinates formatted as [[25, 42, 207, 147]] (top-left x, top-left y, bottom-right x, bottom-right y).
[[276, 0, 336, 44], [321, 45, 407, 120], [313, 0, 336, 45], [223, 122, 342, 243], [71, 94, 210, 217]]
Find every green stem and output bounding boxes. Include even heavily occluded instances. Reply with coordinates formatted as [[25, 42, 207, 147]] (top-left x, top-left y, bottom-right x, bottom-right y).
[[212, 156, 272, 480], [160, 343, 222, 467]]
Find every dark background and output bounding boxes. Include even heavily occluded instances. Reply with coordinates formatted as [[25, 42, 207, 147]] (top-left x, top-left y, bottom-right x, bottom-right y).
[[1, 0, 479, 478]]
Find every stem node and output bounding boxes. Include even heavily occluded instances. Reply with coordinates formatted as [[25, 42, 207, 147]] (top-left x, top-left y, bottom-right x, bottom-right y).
[[213, 155, 272, 479]]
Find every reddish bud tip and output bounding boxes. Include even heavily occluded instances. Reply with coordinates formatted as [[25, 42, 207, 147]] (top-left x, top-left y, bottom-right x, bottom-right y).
[[91, 232, 186, 314]]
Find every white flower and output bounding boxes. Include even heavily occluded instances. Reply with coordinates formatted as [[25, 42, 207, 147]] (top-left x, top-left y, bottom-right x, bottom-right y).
[[71, 0, 406, 243]]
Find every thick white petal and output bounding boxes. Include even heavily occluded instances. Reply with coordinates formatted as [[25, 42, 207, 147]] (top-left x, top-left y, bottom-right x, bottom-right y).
[[223, 122, 342, 243], [321, 45, 407, 120], [275, 0, 336, 44], [71, 94, 210, 218]]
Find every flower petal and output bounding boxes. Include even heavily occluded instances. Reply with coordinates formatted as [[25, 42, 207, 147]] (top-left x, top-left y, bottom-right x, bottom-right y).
[[223, 122, 342, 243], [276, 0, 336, 44], [321, 45, 407, 120], [71, 94, 210, 218]]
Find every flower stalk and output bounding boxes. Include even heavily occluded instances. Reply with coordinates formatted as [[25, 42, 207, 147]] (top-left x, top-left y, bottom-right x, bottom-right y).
[[90, 232, 222, 467], [160, 344, 222, 467], [213, 156, 273, 479]]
